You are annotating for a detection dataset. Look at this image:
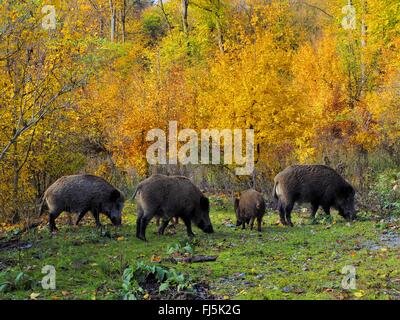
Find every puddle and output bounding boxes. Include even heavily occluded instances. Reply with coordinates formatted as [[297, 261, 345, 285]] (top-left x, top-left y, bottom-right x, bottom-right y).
[[0, 238, 34, 252], [363, 232, 400, 251]]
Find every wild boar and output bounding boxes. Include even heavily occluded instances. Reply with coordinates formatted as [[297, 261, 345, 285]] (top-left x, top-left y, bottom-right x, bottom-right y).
[[273, 165, 356, 226], [234, 189, 266, 232], [39, 174, 125, 231], [132, 174, 214, 241]]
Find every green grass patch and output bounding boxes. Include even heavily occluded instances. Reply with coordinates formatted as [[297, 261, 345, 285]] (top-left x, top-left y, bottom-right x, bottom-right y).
[[0, 203, 399, 300]]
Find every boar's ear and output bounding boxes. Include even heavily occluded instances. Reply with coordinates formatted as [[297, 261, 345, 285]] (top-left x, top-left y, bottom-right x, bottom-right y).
[[200, 196, 210, 212], [110, 189, 121, 202]]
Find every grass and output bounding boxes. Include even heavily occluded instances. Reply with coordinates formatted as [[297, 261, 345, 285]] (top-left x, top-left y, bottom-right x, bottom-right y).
[[0, 199, 399, 300]]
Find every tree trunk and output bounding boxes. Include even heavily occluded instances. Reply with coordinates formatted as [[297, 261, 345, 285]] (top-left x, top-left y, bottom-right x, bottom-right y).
[[360, 0, 367, 97], [12, 140, 19, 223], [215, 0, 224, 53], [121, 0, 126, 43], [216, 18, 225, 53], [110, 0, 116, 42], [182, 0, 189, 36], [100, 17, 105, 38]]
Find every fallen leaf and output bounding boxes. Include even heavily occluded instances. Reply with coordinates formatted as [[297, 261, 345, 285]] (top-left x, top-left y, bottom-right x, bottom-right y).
[[30, 292, 40, 300], [150, 255, 161, 262]]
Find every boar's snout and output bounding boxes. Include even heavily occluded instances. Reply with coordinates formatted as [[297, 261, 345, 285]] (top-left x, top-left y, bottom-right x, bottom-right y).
[[347, 209, 357, 221], [343, 202, 356, 222], [107, 207, 123, 226], [197, 220, 214, 233]]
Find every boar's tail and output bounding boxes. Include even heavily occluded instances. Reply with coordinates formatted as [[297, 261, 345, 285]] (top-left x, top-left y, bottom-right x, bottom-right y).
[[38, 197, 47, 216], [272, 182, 279, 200], [130, 186, 141, 201]]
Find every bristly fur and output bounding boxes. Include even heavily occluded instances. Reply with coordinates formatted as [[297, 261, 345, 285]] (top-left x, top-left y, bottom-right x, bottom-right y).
[[234, 189, 266, 232], [41, 174, 125, 231], [134, 174, 213, 241], [273, 165, 356, 226]]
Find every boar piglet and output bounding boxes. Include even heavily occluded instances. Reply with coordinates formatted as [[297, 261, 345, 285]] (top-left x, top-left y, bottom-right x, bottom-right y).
[[234, 189, 266, 232]]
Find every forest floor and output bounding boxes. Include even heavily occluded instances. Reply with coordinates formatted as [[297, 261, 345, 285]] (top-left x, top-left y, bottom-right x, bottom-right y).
[[1, 197, 399, 300]]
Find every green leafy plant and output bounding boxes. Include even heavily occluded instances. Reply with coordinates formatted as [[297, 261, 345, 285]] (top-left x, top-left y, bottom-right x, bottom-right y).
[[121, 261, 192, 299], [0, 271, 34, 293], [374, 169, 400, 215], [167, 240, 194, 256], [122, 267, 144, 300]]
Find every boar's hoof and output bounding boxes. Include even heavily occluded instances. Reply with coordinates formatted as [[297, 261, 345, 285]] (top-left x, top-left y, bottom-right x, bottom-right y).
[[49, 225, 58, 233], [136, 234, 147, 242]]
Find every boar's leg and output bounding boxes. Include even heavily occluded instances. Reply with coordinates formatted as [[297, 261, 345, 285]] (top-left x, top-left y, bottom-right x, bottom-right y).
[[91, 209, 102, 228], [182, 217, 195, 238], [310, 202, 319, 224], [136, 216, 142, 239], [158, 218, 170, 235], [249, 217, 255, 230], [284, 203, 294, 227], [49, 210, 62, 232], [76, 210, 89, 226], [278, 201, 287, 226], [257, 216, 262, 232], [310, 203, 319, 219], [136, 206, 144, 239], [136, 205, 155, 241], [138, 215, 152, 241]]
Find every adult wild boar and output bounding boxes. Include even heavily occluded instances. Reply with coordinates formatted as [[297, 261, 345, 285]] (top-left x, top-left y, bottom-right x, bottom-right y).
[[273, 165, 356, 226], [132, 174, 214, 241], [40, 175, 125, 231], [234, 189, 266, 232]]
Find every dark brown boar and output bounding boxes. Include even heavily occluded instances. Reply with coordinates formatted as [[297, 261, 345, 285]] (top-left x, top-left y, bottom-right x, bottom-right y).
[[273, 165, 356, 226], [132, 174, 214, 241], [40, 174, 125, 231], [234, 189, 266, 232]]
